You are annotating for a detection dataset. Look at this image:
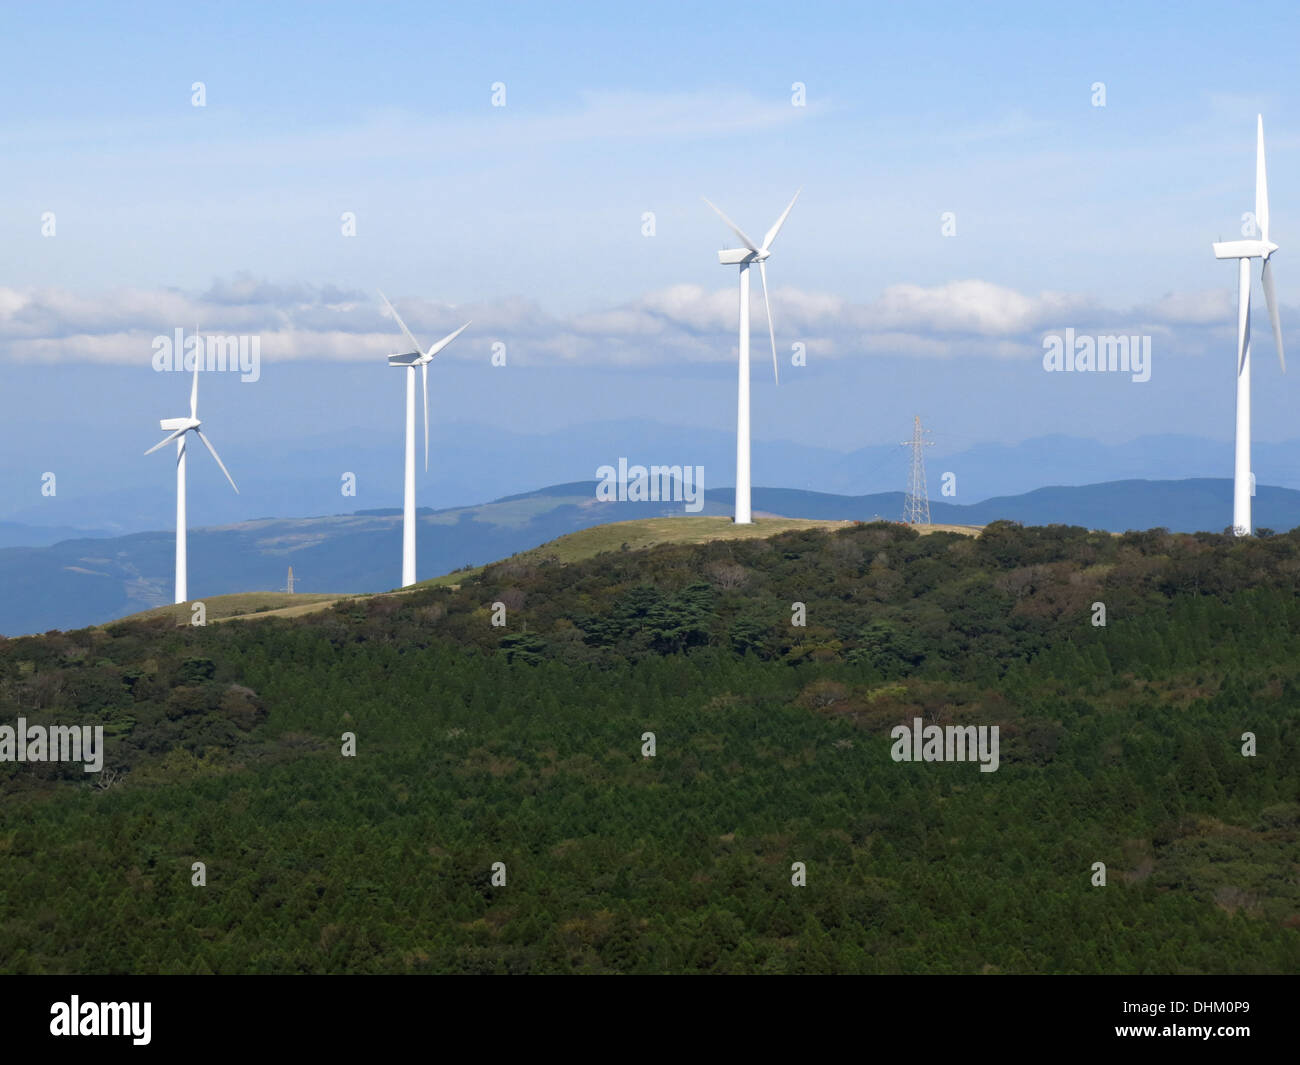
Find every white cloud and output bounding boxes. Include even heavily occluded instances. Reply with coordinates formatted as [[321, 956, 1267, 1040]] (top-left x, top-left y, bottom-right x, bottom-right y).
[[1138, 288, 1235, 326], [863, 280, 1094, 335], [0, 275, 1259, 369]]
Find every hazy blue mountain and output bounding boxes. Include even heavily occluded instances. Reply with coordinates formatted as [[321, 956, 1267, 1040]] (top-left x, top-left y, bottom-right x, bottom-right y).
[[951, 479, 1300, 533], [0, 487, 731, 635], [4, 414, 1297, 537], [4, 476, 1298, 637], [0, 420, 833, 535], [0, 521, 112, 548], [741, 478, 1300, 533]]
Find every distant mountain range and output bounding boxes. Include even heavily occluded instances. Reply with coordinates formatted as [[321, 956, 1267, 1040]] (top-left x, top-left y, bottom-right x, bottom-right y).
[[2, 476, 1297, 637], [7, 419, 1300, 536], [0, 521, 112, 549], [737, 479, 1300, 533]]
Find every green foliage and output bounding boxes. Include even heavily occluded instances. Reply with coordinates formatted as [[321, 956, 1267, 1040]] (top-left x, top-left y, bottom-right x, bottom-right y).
[[0, 520, 1298, 973]]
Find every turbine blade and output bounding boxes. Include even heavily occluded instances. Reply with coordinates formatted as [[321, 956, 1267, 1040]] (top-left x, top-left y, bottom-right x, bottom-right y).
[[758, 260, 779, 385], [702, 198, 759, 252], [422, 361, 430, 471], [1238, 268, 1252, 377], [1262, 258, 1285, 373], [194, 429, 239, 493], [1256, 115, 1270, 243], [190, 339, 200, 420], [761, 188, 802, 252], [379, 290, 423, 355], [144, 426, 188, 456], [423, 320, 471, 360]]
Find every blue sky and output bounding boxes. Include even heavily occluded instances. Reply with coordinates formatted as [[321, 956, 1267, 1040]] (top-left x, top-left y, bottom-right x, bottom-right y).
[[4, 0, 1294, 301], [2, 1, 1299, 526]]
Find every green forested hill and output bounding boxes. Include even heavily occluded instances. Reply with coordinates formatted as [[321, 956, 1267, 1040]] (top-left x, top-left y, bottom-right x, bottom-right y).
[[1, 519, 1298, 973]]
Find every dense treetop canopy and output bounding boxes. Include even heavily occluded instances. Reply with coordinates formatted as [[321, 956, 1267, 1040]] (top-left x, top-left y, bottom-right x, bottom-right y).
[[1, 520, 1297, 973]]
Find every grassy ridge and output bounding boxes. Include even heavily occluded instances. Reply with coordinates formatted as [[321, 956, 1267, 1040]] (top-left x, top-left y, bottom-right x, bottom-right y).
[[109, 516, 979, 615], [418, 515, 979, 587]]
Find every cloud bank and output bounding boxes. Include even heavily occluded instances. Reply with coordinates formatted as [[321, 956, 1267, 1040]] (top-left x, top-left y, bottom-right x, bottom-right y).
[[0, 274, 1249, 370]]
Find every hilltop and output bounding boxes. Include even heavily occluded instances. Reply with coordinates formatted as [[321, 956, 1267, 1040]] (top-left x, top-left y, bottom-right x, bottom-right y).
[[103, 515, 980, 627], [415, 514, 981, 588], [4, 475, 1296, 637]]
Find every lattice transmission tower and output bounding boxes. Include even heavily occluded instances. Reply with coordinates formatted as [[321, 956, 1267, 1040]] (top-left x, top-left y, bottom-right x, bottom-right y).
[[901, 415, 934, 525]]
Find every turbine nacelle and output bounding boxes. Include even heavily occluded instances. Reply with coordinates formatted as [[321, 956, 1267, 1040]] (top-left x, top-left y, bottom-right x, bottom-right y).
[[145, 357, 238, 490], [717, 248, 770, 265], [704, 190, 801, 391], [1213, 239, 1278, 260], [378, 291, 471, 477]]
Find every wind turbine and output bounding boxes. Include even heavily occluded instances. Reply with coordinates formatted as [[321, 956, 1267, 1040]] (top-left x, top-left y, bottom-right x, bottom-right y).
[[1212, 115, 1285, 537], [144, 336, 239, 604], [378, 292, 471, 587], [704, 190, 800, 524]]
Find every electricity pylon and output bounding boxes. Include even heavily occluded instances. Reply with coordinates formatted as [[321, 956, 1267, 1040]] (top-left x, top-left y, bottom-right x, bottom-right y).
[[902, 415, 934, 525]]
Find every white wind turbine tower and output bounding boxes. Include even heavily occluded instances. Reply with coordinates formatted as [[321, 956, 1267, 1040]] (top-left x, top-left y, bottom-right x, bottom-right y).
[[379, 292, 471, 587], [1212, 115, 1285, 537], [704, 190, 800, 524], [143, 339, 239, 604]]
